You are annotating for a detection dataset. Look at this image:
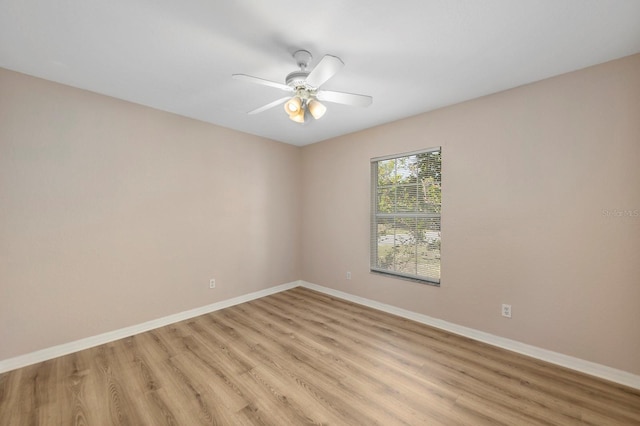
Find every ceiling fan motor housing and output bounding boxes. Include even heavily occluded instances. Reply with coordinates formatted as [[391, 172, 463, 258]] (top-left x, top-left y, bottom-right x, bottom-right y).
[[285, 70, 311, 89]]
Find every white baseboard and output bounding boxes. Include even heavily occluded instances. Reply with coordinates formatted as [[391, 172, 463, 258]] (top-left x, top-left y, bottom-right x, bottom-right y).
[[0, 280, 300, 374], [300, 281, 640, 390], [3, 279, 638, 391]]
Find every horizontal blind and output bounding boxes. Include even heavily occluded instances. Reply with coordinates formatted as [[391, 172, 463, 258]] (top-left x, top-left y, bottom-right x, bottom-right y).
[[370, 148, 442, 284]]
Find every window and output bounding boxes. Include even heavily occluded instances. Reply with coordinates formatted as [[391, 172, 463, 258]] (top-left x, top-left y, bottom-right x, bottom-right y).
[[371, 148, 442, 285]]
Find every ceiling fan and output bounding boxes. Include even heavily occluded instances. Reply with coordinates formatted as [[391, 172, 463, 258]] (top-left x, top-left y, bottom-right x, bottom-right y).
[[232, 50, 372, 124]]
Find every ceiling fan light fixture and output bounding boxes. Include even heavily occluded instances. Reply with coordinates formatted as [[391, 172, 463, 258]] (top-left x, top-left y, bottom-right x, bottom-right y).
[[308, 99, 327, 119]]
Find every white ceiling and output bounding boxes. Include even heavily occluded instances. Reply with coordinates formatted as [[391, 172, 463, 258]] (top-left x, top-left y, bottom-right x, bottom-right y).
[[2, 1, 640, 146]]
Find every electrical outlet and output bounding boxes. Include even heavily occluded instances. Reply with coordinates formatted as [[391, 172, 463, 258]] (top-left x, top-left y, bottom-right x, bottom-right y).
[[346, 271, 351, 280], [209, 278, 216, 289], [501, 304, 512, 318]]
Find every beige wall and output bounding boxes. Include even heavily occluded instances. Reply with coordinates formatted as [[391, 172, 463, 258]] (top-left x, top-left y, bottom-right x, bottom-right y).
[[0, 68, 301, 360], [2, 54, 639, 376], [301, 54, 640, 375]]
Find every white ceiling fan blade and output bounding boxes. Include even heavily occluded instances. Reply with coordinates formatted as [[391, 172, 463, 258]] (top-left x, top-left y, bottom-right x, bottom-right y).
[[232, 74, 294, 92], [305, 55, 344, 88], [248, 97, 291, 114], [316, 90, 373, 107]]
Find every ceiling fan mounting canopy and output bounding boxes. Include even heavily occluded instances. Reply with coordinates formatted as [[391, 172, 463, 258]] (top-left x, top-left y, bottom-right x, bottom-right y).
[[293, 49, 312, 70], [232, 48, 372, 124]]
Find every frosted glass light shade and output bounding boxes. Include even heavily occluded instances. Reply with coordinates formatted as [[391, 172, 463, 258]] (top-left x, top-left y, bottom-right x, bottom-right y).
[[284, 96, 302, 114], [308, 99, 327, 119], [289, 108, 305, 123]]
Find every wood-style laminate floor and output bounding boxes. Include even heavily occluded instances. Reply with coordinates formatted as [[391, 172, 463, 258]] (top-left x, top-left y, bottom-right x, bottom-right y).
[[1, 287, 639, 425]]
